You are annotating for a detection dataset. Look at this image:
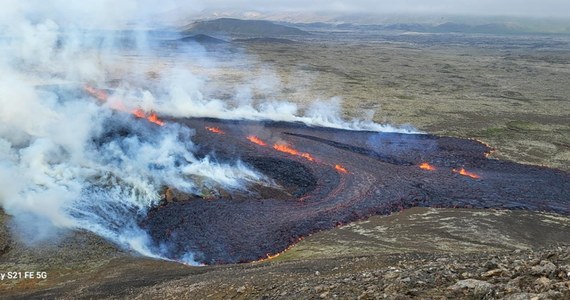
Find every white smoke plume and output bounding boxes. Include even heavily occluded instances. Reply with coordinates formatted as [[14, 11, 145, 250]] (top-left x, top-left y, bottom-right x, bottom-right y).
[[137, 67, 416, 133], [0, 1, 414, 263], [0, 1, 265, 262]]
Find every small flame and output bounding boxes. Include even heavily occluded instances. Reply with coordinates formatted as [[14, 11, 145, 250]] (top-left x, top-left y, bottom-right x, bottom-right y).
[[132, 108, 145, 118], [131, 108, 165, 126], [335, 164, 348, 173], [261, 252, 281, 261], [247, 135, 267, 146], [273, 144, 315, 161], [419, 162, 436, 171], [206, 127, 225, 134], [453, 168, 481, 179]]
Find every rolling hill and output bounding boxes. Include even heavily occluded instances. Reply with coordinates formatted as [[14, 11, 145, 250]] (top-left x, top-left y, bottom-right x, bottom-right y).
[[182, 18, 309, 37]]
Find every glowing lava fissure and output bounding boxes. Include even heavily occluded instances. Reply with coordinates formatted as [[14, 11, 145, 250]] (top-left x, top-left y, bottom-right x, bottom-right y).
[[84, 85, 165, 126], [144, 118, 570, 265]]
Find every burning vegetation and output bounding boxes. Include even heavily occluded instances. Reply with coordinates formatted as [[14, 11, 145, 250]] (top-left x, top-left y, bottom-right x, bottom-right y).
[[84, 85, 165, 126]]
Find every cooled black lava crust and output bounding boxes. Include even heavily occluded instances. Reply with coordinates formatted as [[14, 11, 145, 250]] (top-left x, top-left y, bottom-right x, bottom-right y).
[[142, 118, 570, 264]]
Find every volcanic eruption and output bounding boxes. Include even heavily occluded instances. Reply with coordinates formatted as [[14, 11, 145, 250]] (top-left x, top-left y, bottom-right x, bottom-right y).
[[1, 2, 569, 268]]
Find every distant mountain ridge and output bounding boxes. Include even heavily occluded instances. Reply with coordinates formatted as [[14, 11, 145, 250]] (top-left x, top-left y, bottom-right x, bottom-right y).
[[182, 18, 309, 37], [178, 34, 227, 44], [233, 37, 299, 44], [296, 21, 567, 35], [169, 9, 570, 34], [432, 22, 526, 34]]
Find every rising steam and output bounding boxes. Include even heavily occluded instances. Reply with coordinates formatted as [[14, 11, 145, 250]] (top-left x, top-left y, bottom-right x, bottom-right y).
[[0, 1, 413, 264]]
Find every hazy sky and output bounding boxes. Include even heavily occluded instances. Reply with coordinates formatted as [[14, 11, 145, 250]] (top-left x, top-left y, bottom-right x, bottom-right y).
[[187, 0, 570, 18], [4, 0, 569, 29]]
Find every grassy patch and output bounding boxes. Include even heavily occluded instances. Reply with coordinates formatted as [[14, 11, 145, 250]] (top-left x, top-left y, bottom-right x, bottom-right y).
[[506, 120, 541, 132], [479, 126, 507, 137]]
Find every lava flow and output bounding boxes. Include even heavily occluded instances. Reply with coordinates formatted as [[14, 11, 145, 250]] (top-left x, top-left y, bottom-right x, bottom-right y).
[[453, 168, 481, 179], [273, 144, 315, 162], [206, 126, 225, 134], [419, 162, 436, 171], [143, 118, 570, 265], [335, 164, 348, 173], [247, 135, 267, 146]]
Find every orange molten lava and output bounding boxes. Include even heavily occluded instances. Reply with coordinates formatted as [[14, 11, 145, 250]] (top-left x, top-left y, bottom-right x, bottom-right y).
[[206, 127, 225, 134], [419, 162, 436, 171], [453, 168, 481, 179], [84, 85, 165, 126], [335, 164, 348, 173], [83, 85, 108, 102], [147, 113, 165, 126], [247, 135, 267, 146], [273, 144, 315, 161], [131, 109, 165, 126], [273, 144, 298, 155], [132, 108, 146, 118], [300, 153, 315, 162], [258, 252, 281, 262]]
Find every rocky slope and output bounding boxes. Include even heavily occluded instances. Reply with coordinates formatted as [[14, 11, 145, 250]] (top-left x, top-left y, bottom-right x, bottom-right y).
[[2, 208, 570, 299]]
